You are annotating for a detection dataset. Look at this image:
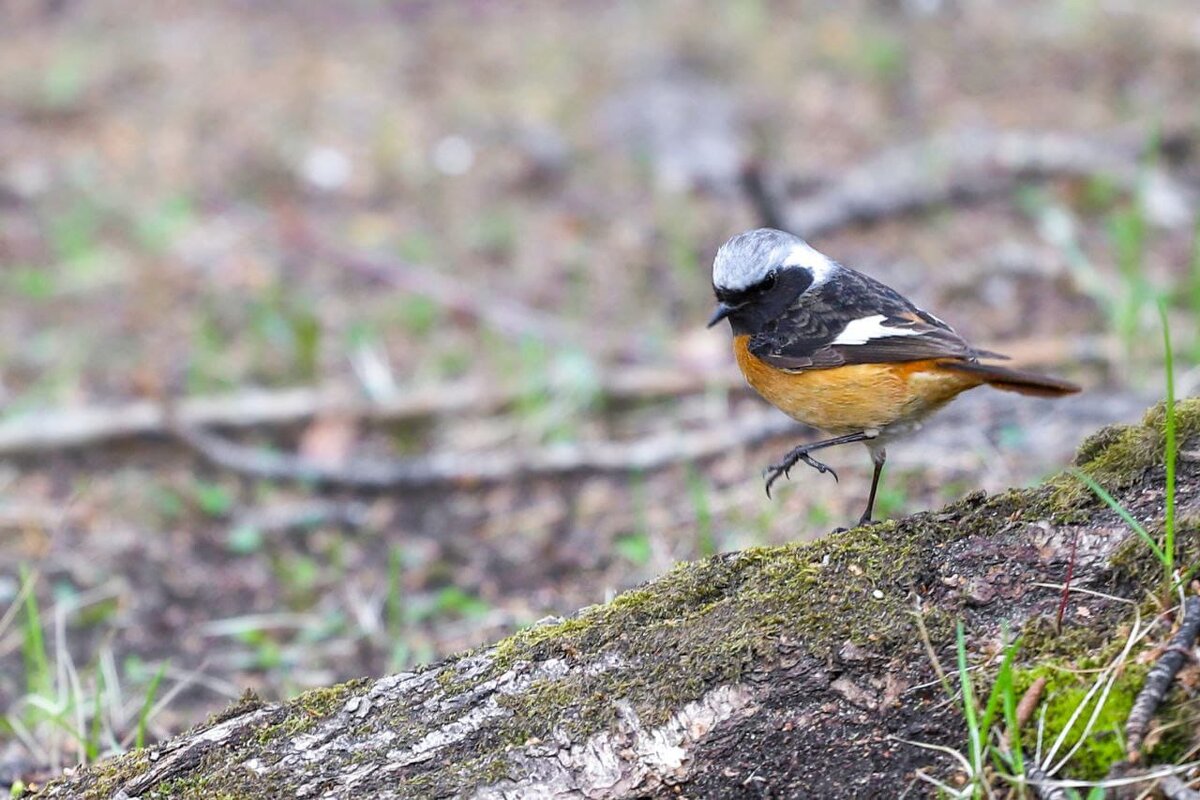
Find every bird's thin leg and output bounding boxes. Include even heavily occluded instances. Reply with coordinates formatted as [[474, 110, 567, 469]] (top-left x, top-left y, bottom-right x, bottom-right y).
[[858, 448, 887, 525], [764, 431, 873, 498]]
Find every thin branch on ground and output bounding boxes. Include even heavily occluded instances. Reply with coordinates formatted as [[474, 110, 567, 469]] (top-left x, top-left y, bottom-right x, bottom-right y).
[[173, 411, 798, 490], [0, 366, 743, 456], [1126, 596, 1200, 762], [1160, 775, 1200, 800], [231, 500, 374, 535], [911, 599, 953, 699], [746, 129, 1196, 239], [1025, 763, 1069, 800]]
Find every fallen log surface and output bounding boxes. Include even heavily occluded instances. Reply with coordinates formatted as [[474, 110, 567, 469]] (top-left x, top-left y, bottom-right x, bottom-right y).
[[36, 400, 1200, 799]]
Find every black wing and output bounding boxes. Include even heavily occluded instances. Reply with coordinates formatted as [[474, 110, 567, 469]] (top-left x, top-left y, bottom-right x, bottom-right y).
[[748, 267, 999, 370]]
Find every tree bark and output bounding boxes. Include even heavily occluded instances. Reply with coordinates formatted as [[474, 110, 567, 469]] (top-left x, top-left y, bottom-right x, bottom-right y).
[[36, 400, 1200, 799]]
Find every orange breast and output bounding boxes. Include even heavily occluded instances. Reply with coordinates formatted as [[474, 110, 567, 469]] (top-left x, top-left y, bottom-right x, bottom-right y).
[[732, 335, 982, 435]]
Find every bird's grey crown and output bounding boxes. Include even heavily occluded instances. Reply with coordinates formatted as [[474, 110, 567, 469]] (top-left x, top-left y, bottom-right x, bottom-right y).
[[712, 228, 836, 292]]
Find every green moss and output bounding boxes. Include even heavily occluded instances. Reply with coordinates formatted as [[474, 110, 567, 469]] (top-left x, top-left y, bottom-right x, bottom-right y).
[[144, 744, 290, 799], [289, 678, 370, 716], [1009, 657, 1162, 781], [251, 678, 370, 745], [203, 688, 266, 728], [68, 750, 150, 799], [1051, 398, 1200, 510], [1011, 661, 1145, 780]]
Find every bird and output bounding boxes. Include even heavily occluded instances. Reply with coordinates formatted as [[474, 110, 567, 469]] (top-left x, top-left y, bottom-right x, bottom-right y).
[[707, 228, 1080, 526]]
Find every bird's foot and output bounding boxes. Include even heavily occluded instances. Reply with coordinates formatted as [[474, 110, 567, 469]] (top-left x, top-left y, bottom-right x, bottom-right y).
[[763, 448, 839, 498]]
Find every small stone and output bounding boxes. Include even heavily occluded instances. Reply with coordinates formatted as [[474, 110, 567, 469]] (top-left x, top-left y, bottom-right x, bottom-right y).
[[964, 578, 997, 606], [830, 676, 879, 710], [872, 589, 885, 600], [432, 135, 475, 176], [838, 641, 871, 663], [300, 146, 351, 191]]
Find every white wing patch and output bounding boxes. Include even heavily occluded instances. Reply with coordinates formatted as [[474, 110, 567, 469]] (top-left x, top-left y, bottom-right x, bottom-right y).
[[831, 315, 923, 346]]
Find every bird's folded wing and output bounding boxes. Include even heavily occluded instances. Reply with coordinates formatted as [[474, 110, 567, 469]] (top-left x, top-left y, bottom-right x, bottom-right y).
[[750, 311, 998, 370]]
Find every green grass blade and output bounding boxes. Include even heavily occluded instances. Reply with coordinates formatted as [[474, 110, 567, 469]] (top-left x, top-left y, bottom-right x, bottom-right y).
[[1189, 211, 1200, 315], [685, 466, 715, 557], [1158, 300, 1176, 572], [18, 567, 50, 699], [1000, 658, 1024, 782], [386, 546, 406, 639], [135, 661, 169, 750], [955, 621, 983, 777], [87, 672, 104, 762], [1069, 469, 1167, 566], [978, 632, 1020, 744]]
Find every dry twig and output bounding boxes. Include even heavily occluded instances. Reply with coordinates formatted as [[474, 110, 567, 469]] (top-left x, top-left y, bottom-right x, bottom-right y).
[[1160, 775, 1200, 800], [173, 411, 797, 490], [748, 129, 1195, 239], [1126, 596, 1200, 762], [0, 366, 742, 456], [1026, 763, 1069, 800], [232, 500, 373, 534]]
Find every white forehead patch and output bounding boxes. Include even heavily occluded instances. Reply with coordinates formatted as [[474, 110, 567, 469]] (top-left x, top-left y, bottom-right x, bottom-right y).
[[712, 228, 838, 292], [831, 315, 922, 345]]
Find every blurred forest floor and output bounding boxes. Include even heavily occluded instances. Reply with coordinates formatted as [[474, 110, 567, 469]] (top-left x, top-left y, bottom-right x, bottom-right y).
[[1, 0, 1198, 780]]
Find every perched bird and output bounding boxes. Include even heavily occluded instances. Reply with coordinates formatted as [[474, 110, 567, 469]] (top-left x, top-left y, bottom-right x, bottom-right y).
[[708, 228, 1079, 526]]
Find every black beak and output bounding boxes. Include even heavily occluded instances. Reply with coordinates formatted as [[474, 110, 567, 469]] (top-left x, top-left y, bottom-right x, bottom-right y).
[[707, 302, 737, 328]]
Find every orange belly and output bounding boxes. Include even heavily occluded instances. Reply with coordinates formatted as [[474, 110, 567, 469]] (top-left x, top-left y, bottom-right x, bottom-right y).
[[733, 335, 982, 435]]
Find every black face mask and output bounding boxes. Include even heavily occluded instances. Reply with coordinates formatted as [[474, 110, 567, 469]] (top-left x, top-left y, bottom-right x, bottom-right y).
[[712, 268, 813, 336]]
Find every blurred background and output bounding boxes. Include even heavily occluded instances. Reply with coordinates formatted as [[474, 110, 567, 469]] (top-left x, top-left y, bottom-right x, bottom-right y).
[[1, 0, 1197, 784]]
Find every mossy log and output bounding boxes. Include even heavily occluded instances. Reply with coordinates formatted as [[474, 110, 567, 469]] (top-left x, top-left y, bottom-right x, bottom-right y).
[[37, 401, 1200, 799]]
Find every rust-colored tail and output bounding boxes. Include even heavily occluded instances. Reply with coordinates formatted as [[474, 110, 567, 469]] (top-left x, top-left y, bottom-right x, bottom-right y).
[[938, 360, 1081, 397]]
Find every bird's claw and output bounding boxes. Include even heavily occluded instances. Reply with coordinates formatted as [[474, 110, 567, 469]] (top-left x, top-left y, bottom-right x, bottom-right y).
[[762, 450, 839, 498], [763, 466, 785, 499], [799, 453, 839, 483]]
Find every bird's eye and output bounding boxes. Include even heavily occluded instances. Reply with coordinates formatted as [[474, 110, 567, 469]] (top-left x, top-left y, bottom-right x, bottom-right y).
[[759, 271, 777, 292]]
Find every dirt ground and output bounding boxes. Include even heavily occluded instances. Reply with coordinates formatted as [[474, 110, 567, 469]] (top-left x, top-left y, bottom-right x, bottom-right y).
[[0, 0, 1197, 783]]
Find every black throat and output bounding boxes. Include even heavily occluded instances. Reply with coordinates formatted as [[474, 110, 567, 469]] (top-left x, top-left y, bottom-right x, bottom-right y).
[[719, 268, 813, 336]]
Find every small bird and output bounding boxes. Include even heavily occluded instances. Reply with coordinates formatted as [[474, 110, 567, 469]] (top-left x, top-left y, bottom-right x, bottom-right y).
[[708, 228, 1080, 526]]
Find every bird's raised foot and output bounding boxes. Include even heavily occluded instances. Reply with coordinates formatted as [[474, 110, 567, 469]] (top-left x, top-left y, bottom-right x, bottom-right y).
[[762, 449, 839, 498]]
